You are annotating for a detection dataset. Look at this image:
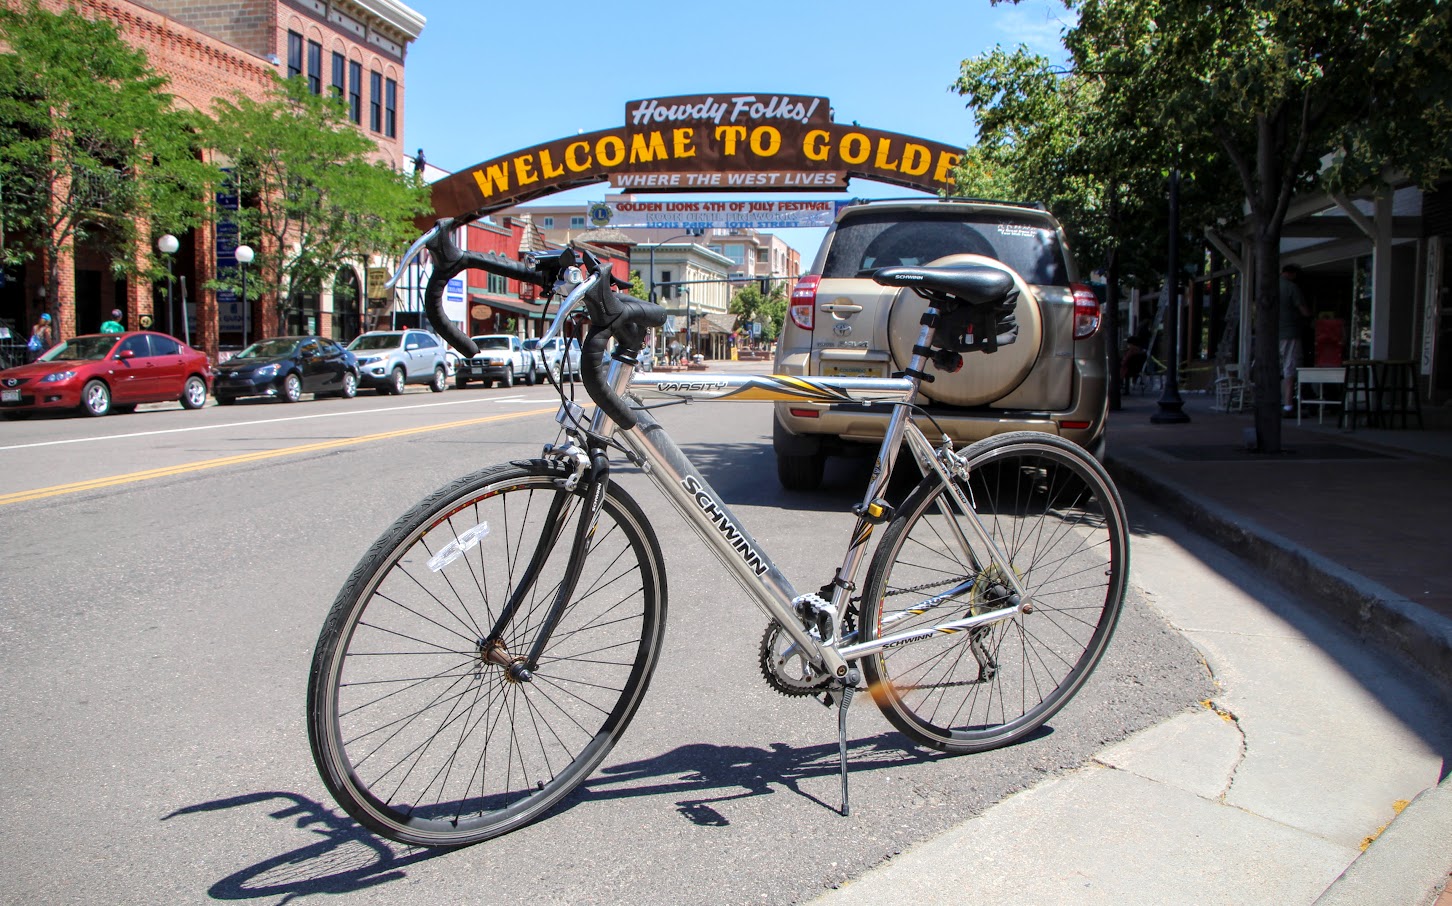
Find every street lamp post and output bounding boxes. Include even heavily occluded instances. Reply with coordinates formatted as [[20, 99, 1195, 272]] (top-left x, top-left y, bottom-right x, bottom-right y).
[[235, 244, 254, 346], [158, 234, 179, 337], [682, 288, 693, 362]]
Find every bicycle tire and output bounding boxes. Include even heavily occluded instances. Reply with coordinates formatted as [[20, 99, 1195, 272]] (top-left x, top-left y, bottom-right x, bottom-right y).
[[859, 432, 1128, 753], [308, 459, 668, 847]]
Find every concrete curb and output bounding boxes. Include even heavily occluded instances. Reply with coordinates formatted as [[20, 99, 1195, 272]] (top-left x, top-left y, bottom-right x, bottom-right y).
[[1312, 773, 1452, 906], [1105, 455, 1452, 695]]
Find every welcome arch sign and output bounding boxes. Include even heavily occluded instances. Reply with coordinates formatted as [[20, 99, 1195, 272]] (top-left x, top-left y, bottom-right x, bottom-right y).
[[425, 93, 964, 224]]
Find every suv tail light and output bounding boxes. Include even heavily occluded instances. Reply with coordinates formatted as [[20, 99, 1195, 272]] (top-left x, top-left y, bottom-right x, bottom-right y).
[[1071, 283, 1101, 339], [789, 275, 819, 331]]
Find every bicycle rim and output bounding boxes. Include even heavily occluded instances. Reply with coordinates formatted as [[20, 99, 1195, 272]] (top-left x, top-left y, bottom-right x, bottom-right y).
[[308, 461, 667, 846], [861, 432, 1127, 753]]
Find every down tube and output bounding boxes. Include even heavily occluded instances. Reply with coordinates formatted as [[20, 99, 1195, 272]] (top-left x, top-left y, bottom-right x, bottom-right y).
[[614, 408, 820, 657]]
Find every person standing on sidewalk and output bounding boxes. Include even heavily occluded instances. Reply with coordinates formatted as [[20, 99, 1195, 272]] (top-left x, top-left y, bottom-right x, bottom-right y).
[[26, 313, 53, 362], [1279, 264, 1310, 417], [100, 309, 125, 334]]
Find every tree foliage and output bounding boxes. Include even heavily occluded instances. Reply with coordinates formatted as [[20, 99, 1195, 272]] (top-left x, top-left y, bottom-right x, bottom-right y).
[[959, 0, 1452, 448], [728, 281, 786, 342], [0, 1, 210, 310], [204, 76, 429, 329]]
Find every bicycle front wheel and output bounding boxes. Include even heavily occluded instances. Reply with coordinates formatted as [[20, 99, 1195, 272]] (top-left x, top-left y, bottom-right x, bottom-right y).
[[860, 432, 1127, 754], [308, 460, 668, 847]]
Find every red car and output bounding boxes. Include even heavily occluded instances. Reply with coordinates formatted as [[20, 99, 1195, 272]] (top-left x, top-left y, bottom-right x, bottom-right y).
[[0, 331, 212, 418]]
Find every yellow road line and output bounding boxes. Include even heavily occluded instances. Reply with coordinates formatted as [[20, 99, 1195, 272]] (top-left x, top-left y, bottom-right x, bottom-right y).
[[0, 407, 556, 506]]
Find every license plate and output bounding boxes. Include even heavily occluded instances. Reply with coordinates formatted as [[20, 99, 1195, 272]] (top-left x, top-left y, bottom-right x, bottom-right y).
[[1, 389, 19, 403], [820, 362, 887, 378]]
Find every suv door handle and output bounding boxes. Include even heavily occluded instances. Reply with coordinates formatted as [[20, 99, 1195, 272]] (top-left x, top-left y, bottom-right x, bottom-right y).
[[820, 303, 863, 314]]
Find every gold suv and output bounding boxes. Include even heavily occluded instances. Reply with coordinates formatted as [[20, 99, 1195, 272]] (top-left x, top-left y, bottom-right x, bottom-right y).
[[772, 198, 1107, 490]]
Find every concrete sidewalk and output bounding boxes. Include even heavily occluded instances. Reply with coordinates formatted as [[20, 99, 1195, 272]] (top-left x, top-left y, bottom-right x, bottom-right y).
[[802, 389, 1452, 906]]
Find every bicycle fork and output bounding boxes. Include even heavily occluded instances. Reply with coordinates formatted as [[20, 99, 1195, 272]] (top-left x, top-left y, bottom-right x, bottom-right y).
[[477, 441, 612, 683]]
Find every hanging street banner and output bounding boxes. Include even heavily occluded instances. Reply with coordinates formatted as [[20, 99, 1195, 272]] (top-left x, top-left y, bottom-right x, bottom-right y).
[[424, 93, 965, 225], [586, 198, 842, 231]]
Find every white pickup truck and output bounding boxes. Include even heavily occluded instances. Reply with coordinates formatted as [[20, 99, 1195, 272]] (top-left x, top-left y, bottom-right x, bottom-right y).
[[455, 335, 533, 388]]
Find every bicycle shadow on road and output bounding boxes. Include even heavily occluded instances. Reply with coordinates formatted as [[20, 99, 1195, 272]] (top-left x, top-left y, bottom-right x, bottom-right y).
[[575, 726, 1051, 827], [164, 791, 445, 902]]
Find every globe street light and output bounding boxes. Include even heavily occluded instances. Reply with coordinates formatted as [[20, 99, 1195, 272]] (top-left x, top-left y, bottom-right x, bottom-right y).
[[158, 234, 179, 337], [235, 244, 255, 346]]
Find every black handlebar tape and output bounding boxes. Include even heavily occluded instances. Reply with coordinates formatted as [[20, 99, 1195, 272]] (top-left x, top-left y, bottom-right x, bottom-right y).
[[581, 326, 638, 429], [418, 217, 549, 359], [576, 273, 669, 431]]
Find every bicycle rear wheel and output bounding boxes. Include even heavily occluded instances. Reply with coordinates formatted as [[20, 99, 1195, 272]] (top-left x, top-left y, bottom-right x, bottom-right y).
[[308, 460, 667, 846], [860, 432, 1127, 753]]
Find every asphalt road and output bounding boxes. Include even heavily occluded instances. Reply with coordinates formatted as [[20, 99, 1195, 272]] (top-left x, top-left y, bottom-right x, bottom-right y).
[[0, 382, 1210, 905]]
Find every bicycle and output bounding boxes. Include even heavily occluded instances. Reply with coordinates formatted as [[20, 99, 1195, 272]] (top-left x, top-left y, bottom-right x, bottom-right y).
[[306, 218, 1130, 848]]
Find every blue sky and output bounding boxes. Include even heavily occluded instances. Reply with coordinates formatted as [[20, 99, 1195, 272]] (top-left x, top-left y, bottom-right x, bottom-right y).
[[401, 0, 1072, 254]]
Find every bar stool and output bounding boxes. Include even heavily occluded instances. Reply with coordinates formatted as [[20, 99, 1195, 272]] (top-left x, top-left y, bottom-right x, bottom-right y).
[[1339, 360, 1377, 430], [1375, 360, 1423, 429]]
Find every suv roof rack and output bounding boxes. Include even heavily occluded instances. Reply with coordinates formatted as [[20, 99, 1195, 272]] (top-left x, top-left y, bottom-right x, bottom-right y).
[[844, 196, 1047, 211]]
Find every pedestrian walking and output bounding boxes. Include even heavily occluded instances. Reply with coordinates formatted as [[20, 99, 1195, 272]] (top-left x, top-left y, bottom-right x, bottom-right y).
[[100, 309, 125, 334], [1278, 264, 1310, 416], [27, 313, 53, 362]]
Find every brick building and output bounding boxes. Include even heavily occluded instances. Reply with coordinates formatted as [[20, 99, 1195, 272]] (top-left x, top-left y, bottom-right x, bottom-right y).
[[0, 0, 424, 360]]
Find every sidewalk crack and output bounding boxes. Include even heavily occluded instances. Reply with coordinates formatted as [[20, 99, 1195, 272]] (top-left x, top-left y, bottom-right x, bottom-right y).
[[1200, 698, 1246, 802]]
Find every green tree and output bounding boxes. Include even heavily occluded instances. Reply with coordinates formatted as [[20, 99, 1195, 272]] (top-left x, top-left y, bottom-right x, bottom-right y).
[[952, 43, 1238, 409], [0, 1, 211, 320], [204, 76, 429, 332], [729, 281, 786, 342], [1068, 0, 1452, 451]]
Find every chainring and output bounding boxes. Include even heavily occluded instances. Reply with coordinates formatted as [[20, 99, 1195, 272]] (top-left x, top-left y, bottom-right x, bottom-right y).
[[758, 606, 857, 698]]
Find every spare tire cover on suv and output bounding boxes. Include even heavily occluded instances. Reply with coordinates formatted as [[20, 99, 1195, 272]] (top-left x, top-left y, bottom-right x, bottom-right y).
[[886, 253, 1043, 407]]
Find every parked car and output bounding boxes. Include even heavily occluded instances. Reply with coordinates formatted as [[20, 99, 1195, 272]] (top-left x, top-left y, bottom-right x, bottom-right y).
[[519, 338, 549, 383], [213, 336, 358, 405], [530, 336, 582, 382], [771, 197, 1107, 490], [346, 330, 449, 395], [0, 330, 211, 418], [455, 334, 533, 388]]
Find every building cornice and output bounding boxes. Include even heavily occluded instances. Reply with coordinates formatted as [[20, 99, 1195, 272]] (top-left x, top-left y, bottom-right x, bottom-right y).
[[345, 0, 425, 39]]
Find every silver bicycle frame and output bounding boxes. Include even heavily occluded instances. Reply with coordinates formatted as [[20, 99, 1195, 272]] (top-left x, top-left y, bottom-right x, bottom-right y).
[[570, 315, 1035, 682]]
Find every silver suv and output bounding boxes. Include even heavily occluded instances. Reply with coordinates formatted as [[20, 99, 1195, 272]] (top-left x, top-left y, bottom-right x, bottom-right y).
[[772, 198, 1106, 490], [347, 330, 449, 395]]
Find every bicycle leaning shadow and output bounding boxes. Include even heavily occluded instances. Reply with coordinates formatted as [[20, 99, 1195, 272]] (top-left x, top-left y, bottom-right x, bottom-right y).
[[165, 728, 1050, 900], [162, 791, 445, 902]]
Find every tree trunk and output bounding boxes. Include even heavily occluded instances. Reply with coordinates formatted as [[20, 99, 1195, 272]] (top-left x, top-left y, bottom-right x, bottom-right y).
[[1251, 227, 1283, 452]]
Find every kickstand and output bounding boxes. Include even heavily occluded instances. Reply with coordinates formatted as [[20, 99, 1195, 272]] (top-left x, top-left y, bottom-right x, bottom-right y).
[[836, 670, 858, 817]]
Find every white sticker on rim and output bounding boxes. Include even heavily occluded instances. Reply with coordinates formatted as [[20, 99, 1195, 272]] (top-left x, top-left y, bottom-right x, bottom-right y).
[[427, 521, 491, 572]]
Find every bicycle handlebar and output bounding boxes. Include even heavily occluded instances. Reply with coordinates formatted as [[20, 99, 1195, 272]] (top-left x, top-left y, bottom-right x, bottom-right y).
[[406, 218, 665, 430]]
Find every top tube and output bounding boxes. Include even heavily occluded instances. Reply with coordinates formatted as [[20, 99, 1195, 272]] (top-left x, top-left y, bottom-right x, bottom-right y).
[[627, 371, 914, 404]]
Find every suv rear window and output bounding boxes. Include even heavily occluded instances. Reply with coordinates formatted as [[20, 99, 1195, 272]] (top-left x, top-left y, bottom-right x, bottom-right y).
[[821, 211, 1069, 286]]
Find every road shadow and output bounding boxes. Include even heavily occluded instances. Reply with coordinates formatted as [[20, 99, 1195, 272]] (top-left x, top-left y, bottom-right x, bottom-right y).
[[574, 726, 1050, 825], [163, 791, 444, 902]]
